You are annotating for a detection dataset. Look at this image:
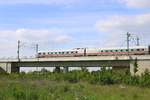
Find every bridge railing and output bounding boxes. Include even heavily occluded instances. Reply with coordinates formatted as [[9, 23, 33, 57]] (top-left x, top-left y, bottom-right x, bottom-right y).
[[0, 56, 36, 60], [0, 55, 150, 61]]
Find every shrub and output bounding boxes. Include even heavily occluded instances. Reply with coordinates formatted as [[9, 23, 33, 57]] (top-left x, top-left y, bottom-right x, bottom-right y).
[[139, 69, 150, 87]]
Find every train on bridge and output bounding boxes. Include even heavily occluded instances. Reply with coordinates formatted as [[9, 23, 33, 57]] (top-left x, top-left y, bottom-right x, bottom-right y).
[[37, 46, 150, 58]]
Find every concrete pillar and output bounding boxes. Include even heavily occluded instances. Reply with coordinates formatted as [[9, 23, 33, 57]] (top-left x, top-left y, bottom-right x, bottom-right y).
[[63, 67, 69, 73], [130, 62, 135, 75], [0, 62, 12, 73], [130, 60, 150, 76], [0, 62, 20, 73]]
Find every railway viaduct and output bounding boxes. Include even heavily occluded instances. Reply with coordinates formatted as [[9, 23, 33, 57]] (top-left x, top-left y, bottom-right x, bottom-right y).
[[0, 55, 150, 75]]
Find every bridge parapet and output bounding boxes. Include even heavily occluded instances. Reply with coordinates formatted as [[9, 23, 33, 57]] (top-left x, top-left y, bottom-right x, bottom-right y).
[[0, 55, 127, 62], [0, 55, 150, 63]]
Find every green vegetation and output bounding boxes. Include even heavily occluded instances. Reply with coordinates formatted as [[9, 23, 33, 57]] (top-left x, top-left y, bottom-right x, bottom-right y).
[[0, 69, 150, 100]]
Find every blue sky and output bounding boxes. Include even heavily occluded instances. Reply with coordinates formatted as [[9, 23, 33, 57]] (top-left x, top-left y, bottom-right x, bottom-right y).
[[0, 0, 150, 57]]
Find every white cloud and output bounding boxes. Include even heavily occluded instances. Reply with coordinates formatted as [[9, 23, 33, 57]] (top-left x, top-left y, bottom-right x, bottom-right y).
[[119, 0, 150, 8], [0, 28, 71, 56], [96, 13, 150, 33], [95, 13, 150, 46], [0, 28, 71, 43]]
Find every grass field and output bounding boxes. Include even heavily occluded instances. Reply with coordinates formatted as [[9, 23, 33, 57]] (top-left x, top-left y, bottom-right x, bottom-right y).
[[0, 78, 149, 100]]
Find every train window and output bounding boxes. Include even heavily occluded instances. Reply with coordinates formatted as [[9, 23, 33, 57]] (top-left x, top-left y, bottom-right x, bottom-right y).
[[62, 52, 64, 54], [43, 53, 46, 55], [137, 49, 140, 51], [55, 52, 57, 54], [101, 50, 103, 52], [75, 51, 78, 53], [142, 49, 145, 51], [38, 53, 41, 55], [105, 50, 108, 52], [120, 50, 123, 52], [110, 50, 113, 52], [66, 52, 69, 54], [131, 49, 134, 51], [71, 52, 74, 54], [115, 50, 118, 52], [126, 49, 129, 52]]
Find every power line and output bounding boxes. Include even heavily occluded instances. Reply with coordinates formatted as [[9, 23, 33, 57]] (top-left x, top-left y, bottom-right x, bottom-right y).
[[136, 36, 140, 46], [17, 40, 20, 62], [128, 33, 140, 46], [36, 44, 39, 56]]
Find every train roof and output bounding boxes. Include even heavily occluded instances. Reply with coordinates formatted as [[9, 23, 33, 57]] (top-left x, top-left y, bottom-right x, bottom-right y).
[[93, 46, 148, 50], [38, 46, 148, 53], [73, 46, 148, 50], [38, 49, 78, 53]]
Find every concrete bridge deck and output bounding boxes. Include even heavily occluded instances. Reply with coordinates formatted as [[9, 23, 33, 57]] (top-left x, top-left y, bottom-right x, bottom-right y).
[[0, 55, 149, 75], [0, 55, 150, 62]]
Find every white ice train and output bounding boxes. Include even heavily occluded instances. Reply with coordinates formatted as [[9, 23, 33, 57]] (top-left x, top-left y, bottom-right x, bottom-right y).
[[37, 46, 150, 58]]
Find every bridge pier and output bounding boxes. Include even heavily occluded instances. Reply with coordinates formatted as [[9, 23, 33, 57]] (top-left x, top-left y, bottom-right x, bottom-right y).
[[0, 62, 20, 73], [0, 62, 12, 73], [130, 60, 150, 75]]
